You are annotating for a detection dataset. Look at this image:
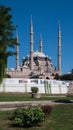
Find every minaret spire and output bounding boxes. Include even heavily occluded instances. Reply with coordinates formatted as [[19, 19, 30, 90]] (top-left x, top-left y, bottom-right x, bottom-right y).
[[58, 22, 61, 75], [30, 15, 34, 70], [16, 25, 19, 70], [40, 35, 43, 53]]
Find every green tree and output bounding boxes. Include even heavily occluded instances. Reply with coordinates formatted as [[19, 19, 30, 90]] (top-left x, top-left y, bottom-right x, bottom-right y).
[[0, 5, 17, 83], [71, 69, 73, 74], [54, 73, 73, 80]]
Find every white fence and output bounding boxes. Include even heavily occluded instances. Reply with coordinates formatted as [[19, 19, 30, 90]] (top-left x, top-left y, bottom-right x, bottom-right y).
[[0, 78, 69, 94]]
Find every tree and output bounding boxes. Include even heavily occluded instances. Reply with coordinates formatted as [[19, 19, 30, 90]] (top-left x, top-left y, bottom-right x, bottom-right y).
[[0, 5, 17, 83], [71, 69, 73, 74], [54, 73, 73, 80]]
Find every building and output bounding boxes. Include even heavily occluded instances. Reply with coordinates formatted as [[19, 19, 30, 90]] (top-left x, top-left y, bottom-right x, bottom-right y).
[[6, 17, 61, 79]]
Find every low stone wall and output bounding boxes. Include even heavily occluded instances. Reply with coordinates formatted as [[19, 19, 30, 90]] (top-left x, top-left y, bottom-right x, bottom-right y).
[[67, 82, 73, 96]]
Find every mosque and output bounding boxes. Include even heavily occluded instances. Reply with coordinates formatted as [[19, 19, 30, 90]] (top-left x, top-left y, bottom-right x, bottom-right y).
[[6, 17, 61, 79]]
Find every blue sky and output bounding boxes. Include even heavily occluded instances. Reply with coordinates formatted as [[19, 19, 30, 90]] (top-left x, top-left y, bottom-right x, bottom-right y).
[[0, 0, 73, 74]]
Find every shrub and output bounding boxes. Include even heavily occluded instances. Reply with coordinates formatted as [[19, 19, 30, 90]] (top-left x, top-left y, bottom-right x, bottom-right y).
[[5, 74, 11, 78], [41, 105, 52, 117], [10, 108, 24, 126], [31, 87, 38, 93], [10, 106, 45, 127]]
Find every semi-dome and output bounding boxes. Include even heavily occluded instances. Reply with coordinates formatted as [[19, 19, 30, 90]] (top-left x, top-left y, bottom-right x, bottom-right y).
[[33, 51, 46, 58]]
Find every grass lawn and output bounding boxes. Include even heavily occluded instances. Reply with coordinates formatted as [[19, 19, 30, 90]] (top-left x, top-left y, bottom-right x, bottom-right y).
[[0, 104, 73, 130], [0, 93, 73, 101]]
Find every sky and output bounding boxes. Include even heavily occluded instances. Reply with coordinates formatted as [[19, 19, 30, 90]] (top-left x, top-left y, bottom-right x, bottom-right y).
[[0, 0, 73, 74]]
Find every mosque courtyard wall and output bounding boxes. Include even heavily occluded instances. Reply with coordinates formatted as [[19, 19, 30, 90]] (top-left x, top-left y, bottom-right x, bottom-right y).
[[0, 78, 69, 94]]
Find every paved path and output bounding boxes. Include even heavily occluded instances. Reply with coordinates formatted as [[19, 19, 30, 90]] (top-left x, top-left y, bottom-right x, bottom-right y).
[[0, 101, 73, 110], [0, 101, 60, 110]]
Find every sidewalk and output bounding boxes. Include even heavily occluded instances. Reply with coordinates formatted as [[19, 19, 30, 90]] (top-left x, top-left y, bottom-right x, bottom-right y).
[[0, 100, 73, 110], [0, 101, 59, 110]]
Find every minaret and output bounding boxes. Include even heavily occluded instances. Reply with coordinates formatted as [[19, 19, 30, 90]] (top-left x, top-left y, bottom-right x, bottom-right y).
[[58, 22, 61, 75], [30, 16, 34, 70], [16, 25, 19, 70], [40, 35, 43, 53]]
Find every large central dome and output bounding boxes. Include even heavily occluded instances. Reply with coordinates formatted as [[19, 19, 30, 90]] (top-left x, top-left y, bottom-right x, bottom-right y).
[[33, 51, 46, 58]]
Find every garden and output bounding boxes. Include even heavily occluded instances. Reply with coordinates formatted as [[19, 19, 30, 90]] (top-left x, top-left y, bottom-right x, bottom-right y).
[[0, 104, 73, 130], [0, 93, 73, 129]]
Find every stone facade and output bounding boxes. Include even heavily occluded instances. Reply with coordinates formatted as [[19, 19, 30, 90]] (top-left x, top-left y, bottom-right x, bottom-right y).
[[6, 51, 57, 79]]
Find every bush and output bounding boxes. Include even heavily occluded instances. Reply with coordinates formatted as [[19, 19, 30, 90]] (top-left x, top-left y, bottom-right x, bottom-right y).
[[10, 106, 45, 127], [31, 87, 38, 93], [41, 105, 52, 117], [5, 74, 11, 78], [10, 108, 24, 127]]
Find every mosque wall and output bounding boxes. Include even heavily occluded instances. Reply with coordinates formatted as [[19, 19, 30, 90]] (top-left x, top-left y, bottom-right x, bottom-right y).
[[0, 78, 69, 94]]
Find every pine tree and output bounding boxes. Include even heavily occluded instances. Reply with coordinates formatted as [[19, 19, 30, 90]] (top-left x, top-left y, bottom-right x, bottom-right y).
[[0, 5, 17, 83]]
